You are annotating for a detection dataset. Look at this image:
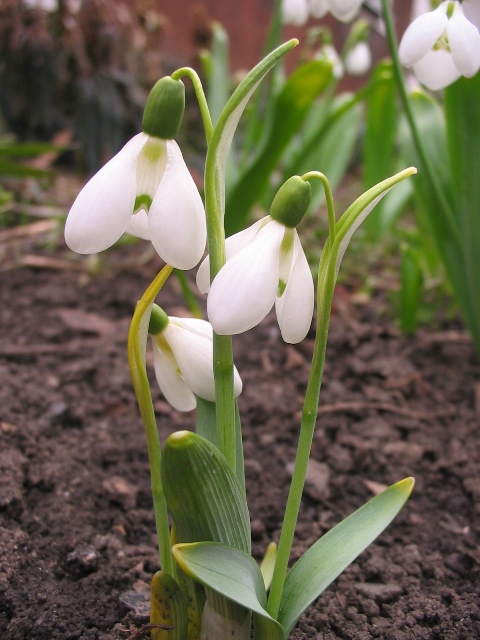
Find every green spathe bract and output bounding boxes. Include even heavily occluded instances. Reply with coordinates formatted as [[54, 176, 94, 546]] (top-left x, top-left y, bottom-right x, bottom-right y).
[[270, 176, 311, 228], [148, 303, 169, 335], [142, 76, 186, 140]]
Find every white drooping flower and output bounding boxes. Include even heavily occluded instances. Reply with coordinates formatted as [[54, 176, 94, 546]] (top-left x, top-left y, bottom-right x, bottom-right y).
[[197, 177, 315, 344], [282, 0, 363, 25], [282, 0, 309, 26], [65, 133, 206, 269], [149, 308, 242, 412], [309, 0, 363, 22], [317, 44, 344, 78], [399, 0, 480, 90], [344, 41, 372, 75]]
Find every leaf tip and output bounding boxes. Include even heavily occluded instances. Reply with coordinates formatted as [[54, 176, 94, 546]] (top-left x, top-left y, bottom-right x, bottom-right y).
[[396, 476, 415, 497]]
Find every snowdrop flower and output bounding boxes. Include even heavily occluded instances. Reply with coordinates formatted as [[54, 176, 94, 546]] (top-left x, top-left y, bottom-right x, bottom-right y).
[[197, 176, 315, 344], [148, 305, 242, 412], [318, 44, 344, 78], [309, 0, 363, 23], [65, 77, 206, 270], [344, 41, 372, 75], [399, 1, 480, 91], [282, 0, 309, 26]]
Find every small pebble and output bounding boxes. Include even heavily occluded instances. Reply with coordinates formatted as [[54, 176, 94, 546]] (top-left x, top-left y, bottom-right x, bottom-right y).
[[118, 590, 150, 624]]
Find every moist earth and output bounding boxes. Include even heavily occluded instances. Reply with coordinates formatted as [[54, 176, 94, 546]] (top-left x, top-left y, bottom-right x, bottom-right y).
[[1, 245, 479, 640]]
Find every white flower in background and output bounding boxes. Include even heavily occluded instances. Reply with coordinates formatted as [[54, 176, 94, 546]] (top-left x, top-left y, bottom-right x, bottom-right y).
[[344, 41, 372, 75], [282, 0, 309, 26], [23, 0, 58, 11], [399, 0, 480, 90], [149, 308, 242, 412], [309, 0, 363, 23], [317, 44, 344, 78], [197, 176, 315, 344], [65, 133, 206, 269], [282, 0, 363, 25]]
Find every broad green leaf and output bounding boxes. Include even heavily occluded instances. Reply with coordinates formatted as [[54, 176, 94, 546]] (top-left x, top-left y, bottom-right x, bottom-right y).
[[225, 59, 333, 234], [362, 61, 398, 237], [206, 23, 230, 128], [195, 397, 217, 446], [278, 478, 414, 635], [150, 571, 189, 640], [162, 431, 251, 553], [444, 72, 480, 355], [173, 542, 285, 640]]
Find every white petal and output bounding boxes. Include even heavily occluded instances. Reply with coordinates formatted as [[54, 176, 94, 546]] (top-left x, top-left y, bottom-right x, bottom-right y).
[[309, 0, 328, 19], [282, 0, 309, 25], [345, 42, 372, 76], [126, 210, 150, 240], [65, 133, 146, 254], [151, 338, 196, 411], [398, 7, 448, 67], [328, 0, 363, 22], [148, 140, 206, 270], [170, 317, 213, 340], [163, 324, 216, 402], [275, 234, 314, 343], [135, 137, 167, 203], [413, 49, 460, 90], [196, 217, 268, 294], [207, 221, 285, 335], [448, 6, 480, 77]]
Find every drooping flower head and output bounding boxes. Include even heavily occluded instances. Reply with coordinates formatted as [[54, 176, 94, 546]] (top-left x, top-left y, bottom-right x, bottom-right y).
[[197, 176, 315, 344], [282, 0, 363, 25], [65, 77, 207, 270], [148, 305, 242, 412], [399, 0, 480, 90]]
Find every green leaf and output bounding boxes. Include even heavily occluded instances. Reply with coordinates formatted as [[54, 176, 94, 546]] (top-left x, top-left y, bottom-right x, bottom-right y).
[[173, 542, 285, 640], [260, 542, 277, 591], [225, 59, 333, 234], [399, 244, 424, 334], [150, 571, 189, 640], [206, 38, 299, 227], [362, 61, 398, 237], [333, 167, 417, 276], [444, 72, 480, 355], [206, 23, 230, 128], [278, 478, 414, 635], [0, 160, 52, 178], [161, 431, 251, 553], [195, 397, 217, 446]]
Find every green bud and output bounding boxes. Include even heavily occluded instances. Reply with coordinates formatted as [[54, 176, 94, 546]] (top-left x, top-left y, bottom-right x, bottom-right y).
[[149, 303, 169, 335], [270, 176, 311, 228], [142, 77, 185, 140]]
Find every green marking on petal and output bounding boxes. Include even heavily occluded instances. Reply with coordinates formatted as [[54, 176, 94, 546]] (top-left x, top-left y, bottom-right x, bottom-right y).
[[277, 279, 287, 297], [134, 194, 153, 212]]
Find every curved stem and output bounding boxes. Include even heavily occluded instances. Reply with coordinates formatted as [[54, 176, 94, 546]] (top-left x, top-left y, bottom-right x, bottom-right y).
[[267, 244, 335, 619], [171, 67, 214, 144], [302, 171, 336, 246], [127, 264, 174, 576], [380, 0, 458, 241]]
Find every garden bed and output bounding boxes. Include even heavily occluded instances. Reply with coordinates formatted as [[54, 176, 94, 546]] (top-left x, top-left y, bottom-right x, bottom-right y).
[[1, 242, 479, 639]]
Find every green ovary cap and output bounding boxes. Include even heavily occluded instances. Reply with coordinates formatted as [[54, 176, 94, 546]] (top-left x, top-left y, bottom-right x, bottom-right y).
[[142, 77, 185, 140], [149, 304, 169, 335], [270, 176, 311, 228]]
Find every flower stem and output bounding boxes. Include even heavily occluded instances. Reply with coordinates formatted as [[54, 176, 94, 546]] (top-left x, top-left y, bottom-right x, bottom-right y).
[[171, 67, 214, 144], [127, 264, 174, 576], [380, 0, 458, 241], [301, 171, 336, 246], [267, 238, 336, 619]]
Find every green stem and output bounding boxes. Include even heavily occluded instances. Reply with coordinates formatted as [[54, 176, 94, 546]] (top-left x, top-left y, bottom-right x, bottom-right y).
[[301, 171, 336, 246], [380, 0, 458, 241], [171, 67, 214, 144], [127, 264, 174, 576], [267, 245, 335, 619]]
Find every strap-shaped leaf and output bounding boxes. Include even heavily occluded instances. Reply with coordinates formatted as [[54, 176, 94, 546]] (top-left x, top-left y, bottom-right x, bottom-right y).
[[278, 477, 414, 635], [150, 571, 188, 639], [162, 431, 251, 553], [206, 38, 298, 226], [225, 58, 333, 234], [173, 542, 285, 640]]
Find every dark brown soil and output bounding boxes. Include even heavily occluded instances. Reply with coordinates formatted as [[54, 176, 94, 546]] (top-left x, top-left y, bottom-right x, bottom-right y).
[[1, 244, 479, 640]]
